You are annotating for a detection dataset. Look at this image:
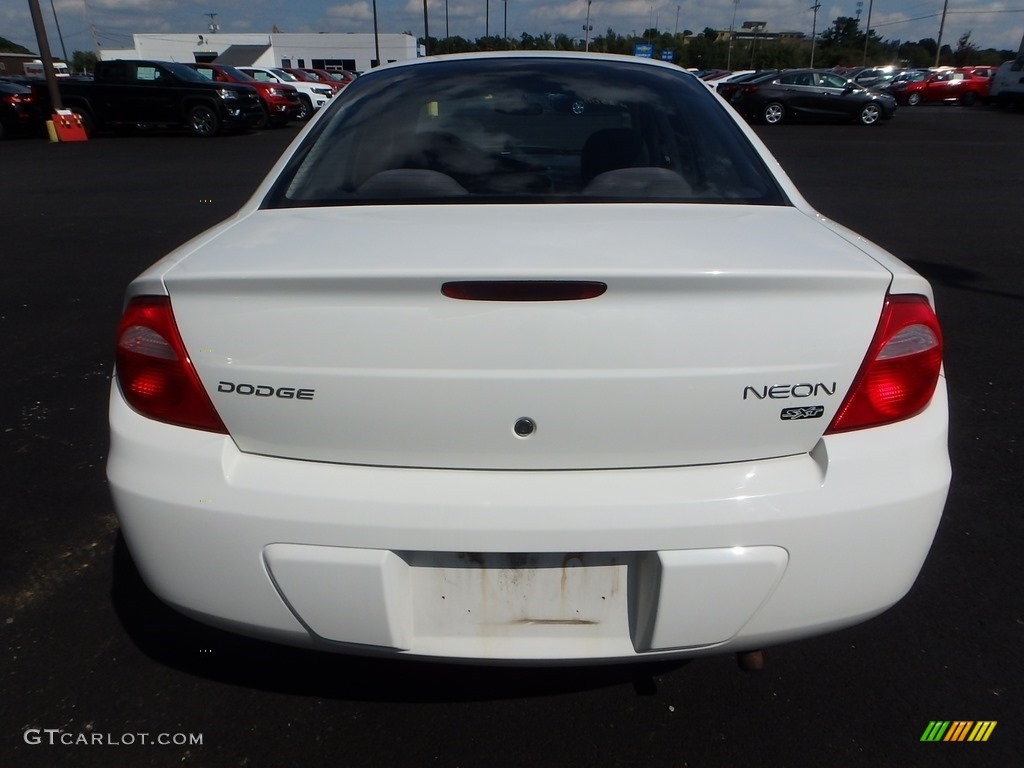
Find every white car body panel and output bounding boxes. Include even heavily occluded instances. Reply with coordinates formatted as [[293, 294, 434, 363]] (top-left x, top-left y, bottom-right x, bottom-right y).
[[162, 204, 892, 470], [989, 57, 1024, 104], [108, 380, 948, 661], [108, 51, 949, 663]]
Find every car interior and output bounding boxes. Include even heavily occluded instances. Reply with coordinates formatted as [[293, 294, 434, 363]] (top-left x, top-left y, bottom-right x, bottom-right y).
[[268, 64, 785, 207]]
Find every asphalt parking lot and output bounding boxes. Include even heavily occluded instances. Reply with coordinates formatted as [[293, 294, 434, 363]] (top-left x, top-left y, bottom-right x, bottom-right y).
[[1, 106, 1022, 767]]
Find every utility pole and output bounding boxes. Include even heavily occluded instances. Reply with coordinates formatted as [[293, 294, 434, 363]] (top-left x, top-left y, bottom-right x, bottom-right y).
[[372, 0, 381, 66], [727, 0, 739, 70], [861, 0, 874, 66], [584, 0, 592, 52], [48, 0, 68, 61], [742, 21, 766, 69], [809, 3, 820, 68], [935, 0, 949, 67], [422, 0, 429, 54], [82, 0, 101, 57], [27, 0, 62, 110]]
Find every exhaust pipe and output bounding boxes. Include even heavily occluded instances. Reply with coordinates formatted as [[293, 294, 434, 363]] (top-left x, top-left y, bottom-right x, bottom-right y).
[[736, 649, 765, 672]]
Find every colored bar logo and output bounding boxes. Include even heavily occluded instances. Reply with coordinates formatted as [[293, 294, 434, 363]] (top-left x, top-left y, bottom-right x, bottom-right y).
[[921, 721, 997, 742]]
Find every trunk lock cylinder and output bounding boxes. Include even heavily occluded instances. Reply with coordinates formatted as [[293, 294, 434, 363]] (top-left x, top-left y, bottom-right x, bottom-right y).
[[513, 418, 536, 438]]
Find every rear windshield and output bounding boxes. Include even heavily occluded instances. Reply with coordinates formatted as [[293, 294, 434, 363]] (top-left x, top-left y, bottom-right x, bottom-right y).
[[264, 57, 787, 208]]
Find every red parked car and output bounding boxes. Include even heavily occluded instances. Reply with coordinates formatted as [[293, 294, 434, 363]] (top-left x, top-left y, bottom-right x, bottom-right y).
[[187, 63, 302, 127], [901, 68, 990, 106], [281, 68, 346, 95], [300, 68, 356, 90]]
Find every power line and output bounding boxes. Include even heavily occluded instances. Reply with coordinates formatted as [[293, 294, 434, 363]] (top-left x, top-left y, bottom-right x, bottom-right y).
[[870, 9, 1024, 30]]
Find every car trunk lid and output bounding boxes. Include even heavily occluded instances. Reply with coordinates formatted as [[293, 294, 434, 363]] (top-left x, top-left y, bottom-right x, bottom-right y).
[[163, 204, 892, 470]]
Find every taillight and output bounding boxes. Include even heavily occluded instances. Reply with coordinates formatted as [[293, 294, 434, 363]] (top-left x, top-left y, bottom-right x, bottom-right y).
[[115, 296, 227, 433], [827, 294, 942, 433]]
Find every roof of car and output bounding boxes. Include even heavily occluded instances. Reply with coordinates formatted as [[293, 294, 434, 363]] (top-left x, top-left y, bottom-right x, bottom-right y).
[[369, 50, 699, 77]]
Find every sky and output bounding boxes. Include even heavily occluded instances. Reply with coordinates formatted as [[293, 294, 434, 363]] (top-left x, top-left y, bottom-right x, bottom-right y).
[[4, 0, 1023, 60]]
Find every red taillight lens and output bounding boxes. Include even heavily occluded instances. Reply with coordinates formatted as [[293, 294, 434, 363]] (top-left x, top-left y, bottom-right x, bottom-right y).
[[827, 294, 943, 434], [115, 296, 227, 433]]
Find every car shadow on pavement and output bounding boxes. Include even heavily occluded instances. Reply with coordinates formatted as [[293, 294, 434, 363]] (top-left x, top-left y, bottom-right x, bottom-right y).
[[904, 259, 1023, 303], [110, 533, 686, 701]]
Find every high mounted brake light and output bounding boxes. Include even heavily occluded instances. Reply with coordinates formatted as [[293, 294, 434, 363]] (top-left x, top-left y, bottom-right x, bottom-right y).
[[441, 281, 607, 301], [826, 294, 943, 433], [115, 296, 227, 433]]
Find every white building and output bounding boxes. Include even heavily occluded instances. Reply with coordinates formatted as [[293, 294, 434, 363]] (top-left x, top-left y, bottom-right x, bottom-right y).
[[100, 33, 422, 73]]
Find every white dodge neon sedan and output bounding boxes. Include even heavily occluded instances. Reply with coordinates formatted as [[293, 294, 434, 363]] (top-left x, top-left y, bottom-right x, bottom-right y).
[[108, 52, 949, 664]]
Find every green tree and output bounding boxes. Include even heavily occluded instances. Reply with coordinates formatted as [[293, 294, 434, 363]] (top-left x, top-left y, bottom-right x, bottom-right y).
[[816, 17, 855, 65], [423, 23, 987, 72], [593, 28, 631, 55], [70, 50, 98, 74], [756, 42, 806, 69], [553, 33, 576, 51], [443, 36, 478, 53], [516, 33, 539, 50], [917, 38, 938, 59], [0, 36, 34, 55], [953, 31, 979, 66], [820, 17, 861, 48], [471, 34, 515, 51], [898, 42, 931, 67]]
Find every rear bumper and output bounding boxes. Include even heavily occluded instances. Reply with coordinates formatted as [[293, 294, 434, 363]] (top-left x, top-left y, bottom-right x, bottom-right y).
[[107, 380, 949, 663]]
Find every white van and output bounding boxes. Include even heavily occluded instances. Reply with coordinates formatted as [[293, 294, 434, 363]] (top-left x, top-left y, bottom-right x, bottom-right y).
[[23, 60, 70, 78], [989, 56, 1024, 108]]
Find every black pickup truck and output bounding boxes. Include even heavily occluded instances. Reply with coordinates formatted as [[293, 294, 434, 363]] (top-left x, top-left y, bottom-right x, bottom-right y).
[[40, 59, 264, 137]]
